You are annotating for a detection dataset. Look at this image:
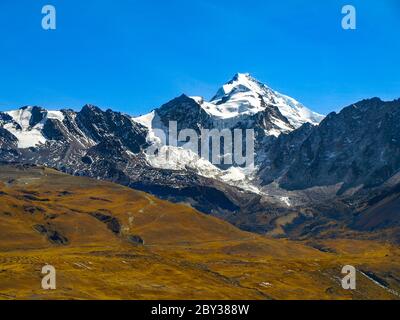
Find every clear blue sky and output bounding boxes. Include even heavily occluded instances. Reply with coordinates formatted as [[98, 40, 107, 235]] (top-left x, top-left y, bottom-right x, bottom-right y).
[[0, 0, 399, 116]]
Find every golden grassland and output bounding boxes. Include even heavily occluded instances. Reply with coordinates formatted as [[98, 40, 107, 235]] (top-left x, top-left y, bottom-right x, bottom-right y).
[[0, 165, 399, 300]]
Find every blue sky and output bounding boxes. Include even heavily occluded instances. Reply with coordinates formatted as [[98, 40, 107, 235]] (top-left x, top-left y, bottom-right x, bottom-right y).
[[0, 0, 399, 116]]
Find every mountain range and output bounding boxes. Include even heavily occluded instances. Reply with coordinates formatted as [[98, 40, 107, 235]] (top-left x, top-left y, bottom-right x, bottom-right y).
[[1, 73, 399, 242]]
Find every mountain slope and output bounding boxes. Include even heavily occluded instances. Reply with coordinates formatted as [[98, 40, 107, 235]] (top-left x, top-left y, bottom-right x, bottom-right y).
[[1, 164, 399, 300], [259, 98, 400, 192]]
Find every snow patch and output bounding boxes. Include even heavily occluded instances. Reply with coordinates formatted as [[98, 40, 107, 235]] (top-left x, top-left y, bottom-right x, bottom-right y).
[[280, 196, 291, 207], [4, 123, 46, 148], [4, 107, 65, 148], [47, 110, 65, 122]]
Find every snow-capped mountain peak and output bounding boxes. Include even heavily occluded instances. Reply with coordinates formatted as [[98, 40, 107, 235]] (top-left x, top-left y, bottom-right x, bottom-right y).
[[211, 72, 268, 102], [131, 73, 325, 190], [207, 73, 324, 127]]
